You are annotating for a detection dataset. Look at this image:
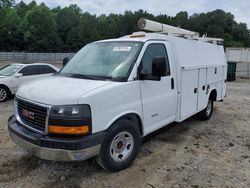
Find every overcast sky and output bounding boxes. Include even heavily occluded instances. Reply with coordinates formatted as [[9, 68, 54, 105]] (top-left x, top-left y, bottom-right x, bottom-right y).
[[17, 0, 250, 28]]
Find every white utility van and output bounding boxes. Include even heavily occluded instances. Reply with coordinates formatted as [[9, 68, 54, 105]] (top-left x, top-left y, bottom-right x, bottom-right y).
[[8, 19, 227, 172]]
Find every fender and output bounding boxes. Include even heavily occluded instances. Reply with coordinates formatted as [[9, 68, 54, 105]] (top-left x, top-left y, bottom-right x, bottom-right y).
[[104, 110, 144, 134]]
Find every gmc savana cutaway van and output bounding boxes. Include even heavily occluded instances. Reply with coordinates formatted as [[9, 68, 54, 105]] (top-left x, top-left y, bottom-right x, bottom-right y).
[[8, 19, 227, 172]]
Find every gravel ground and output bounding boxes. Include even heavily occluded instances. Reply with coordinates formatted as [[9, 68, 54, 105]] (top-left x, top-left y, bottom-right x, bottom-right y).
[[0, 62, 250, 187]]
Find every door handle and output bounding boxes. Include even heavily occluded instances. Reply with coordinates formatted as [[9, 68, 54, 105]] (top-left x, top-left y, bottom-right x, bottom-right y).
[[171, 78, 174, 90], [194, 88, 198, 93]]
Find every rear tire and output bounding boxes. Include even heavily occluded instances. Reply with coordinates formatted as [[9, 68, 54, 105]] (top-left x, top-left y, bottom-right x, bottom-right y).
[[0, 86, 10, 102], [96, 119, 141, 172], [199, 98, 213, 120]]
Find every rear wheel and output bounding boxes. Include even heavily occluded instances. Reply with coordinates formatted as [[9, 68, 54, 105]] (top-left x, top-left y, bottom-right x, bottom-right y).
[[96, 119, 141, 172], [0, 86, 9, 102], [199, 98, 213, 120]]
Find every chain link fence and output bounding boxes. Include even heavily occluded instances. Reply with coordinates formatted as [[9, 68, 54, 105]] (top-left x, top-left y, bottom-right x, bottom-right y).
[[0, 52, 75, 63]]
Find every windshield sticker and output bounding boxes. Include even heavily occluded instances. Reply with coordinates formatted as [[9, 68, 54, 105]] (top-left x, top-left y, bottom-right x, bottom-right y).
[[113, 47, 131, 52]]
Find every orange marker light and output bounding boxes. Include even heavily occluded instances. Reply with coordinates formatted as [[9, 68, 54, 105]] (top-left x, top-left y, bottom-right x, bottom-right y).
[[48, 125, 89, 135], [130, 34, 145, 38]]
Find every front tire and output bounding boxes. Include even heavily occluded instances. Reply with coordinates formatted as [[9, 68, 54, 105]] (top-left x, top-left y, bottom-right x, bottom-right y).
[[96, 119, 141, 172], [0, 86, 9, 102], [199, 98, 213, 120]]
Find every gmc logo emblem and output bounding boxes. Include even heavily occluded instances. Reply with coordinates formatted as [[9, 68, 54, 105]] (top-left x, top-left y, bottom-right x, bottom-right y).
[[22, 109, 35, 119]]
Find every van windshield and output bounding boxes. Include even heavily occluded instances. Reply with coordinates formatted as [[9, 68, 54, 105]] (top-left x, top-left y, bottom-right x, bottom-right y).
[[60, 41, 142, 81], [0, 65, 22, 76]]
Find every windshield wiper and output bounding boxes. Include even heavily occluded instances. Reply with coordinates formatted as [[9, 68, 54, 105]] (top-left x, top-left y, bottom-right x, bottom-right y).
[[58, 73, 116, 81], [69, 74, 99, 80]]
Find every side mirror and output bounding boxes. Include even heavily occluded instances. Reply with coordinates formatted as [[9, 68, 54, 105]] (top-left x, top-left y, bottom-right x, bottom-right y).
[[63, 57, 70, 67], [14, 73, 23, 78], [151, 57, 166, 79]]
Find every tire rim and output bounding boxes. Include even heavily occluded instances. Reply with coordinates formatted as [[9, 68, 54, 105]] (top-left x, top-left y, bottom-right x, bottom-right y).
[[110, 131, 134, 162], [206, 100, 212, 116], [0, 88, 7, 101]]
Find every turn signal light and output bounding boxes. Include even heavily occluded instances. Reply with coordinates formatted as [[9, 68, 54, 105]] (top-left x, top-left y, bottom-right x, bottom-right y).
[[48, 125, 89, 135]]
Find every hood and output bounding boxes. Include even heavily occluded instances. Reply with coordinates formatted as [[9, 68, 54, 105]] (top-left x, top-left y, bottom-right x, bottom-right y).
[[0, 76, 7, 78], [17, 76, 113, 105]]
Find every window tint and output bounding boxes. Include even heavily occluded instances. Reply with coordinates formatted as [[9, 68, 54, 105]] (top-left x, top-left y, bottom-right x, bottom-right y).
[[19, 65, 39, 76], [38, 65, 56, 74], [141, 43, 170, 76], [19, 65, 56, 76]]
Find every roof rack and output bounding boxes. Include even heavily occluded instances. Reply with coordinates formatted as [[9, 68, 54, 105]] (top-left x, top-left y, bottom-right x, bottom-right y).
[[137, 18, 223, 44]]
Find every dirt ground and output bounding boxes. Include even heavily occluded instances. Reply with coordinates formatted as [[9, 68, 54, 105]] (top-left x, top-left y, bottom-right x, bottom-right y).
[[0, 63, 250, 187]]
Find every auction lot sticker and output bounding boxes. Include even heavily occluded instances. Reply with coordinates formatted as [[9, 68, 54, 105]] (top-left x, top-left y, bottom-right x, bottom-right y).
[[113, 47, 131, 52]]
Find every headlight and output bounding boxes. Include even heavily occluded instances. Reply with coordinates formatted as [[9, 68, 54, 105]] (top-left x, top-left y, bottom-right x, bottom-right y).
[[48, 105, 91, 135], [50, 105, 91, 118]]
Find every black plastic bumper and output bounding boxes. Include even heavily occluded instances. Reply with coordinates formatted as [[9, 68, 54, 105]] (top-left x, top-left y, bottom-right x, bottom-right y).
[[8, 115, 105, 151]]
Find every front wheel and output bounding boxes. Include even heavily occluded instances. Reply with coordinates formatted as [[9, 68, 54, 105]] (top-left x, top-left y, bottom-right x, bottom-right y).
[[96, 119, 141, 172], [0, 86, 9, 102], [199, 99, 213, 120]]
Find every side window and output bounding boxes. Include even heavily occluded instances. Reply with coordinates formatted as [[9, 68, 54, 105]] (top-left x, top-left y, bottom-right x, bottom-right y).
[[141, 43, 170, 76], [19, 66, 39, 76], [38, 65, 57, 74]]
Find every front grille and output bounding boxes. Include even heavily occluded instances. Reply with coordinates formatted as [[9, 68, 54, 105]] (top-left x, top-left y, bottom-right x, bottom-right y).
[[17, 99, 48, 132]]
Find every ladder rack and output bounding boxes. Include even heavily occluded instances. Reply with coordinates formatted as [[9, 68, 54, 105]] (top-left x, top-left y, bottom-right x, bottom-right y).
[[137, 18, 223, 44]]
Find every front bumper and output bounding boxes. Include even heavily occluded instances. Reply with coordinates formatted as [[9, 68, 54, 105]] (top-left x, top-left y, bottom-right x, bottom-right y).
[[8, 115, 105, 161]]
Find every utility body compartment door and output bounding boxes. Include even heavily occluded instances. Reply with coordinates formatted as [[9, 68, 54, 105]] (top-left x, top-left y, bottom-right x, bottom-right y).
[[180, 69, 199, 119], [139, 41, 177, 135], [198, 68, 208, 111]]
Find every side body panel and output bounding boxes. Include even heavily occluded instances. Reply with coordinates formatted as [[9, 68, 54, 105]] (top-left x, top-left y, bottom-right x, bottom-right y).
[[180, 69, 199, 119], [168, 38, 227, 122]]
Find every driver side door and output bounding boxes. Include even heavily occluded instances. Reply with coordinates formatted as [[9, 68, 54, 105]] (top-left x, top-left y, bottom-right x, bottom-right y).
[[139, 41, 177, 135]]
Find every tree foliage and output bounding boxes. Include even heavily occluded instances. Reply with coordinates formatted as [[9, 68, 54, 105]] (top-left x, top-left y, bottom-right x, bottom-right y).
[[0, 0, 250, 52], [0, 0, 15, 8]]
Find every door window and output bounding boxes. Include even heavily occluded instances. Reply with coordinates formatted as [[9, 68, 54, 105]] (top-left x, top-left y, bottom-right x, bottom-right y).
[[141, 43, 170, 76], [19, 65, 39, 76], [38, 65, 57, 74]]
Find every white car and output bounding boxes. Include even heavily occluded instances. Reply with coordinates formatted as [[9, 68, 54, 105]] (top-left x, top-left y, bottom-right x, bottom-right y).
[[0, 63, 59, 102]]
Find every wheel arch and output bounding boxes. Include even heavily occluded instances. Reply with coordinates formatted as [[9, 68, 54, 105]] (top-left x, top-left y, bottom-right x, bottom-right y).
[[0, 84, 11, 95], [209, 89, 217, 101], [104, 111, 144, 136]]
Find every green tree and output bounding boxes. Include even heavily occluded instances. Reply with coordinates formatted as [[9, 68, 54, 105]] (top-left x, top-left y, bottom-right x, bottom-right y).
[[21, 4, 62, 51], [56, 5, 81, 50], [174, 11, 188, 28], [1, 1, 250, 52], [0, 0, 15, 8], [0, 8, 20, 51], [15, 1, 29, 18], [231, 23, 250, 47]]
